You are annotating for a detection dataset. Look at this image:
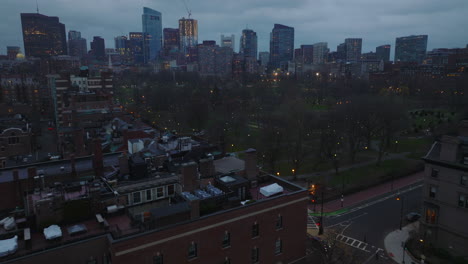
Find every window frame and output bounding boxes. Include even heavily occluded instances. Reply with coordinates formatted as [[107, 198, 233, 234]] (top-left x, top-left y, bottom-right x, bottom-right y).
[[222, 231, 231, 248], [431, 168, 439, 178], [252, 222, 259, 238], [188, 242, 197, 259], [251, 247, 259, 264], [275, 238, 282, 255], [458, 194, 468, 208], [153, 253, 163, 264], [132, 191, 142, 204], [429, 185, 437, 198], [276, 214, 283, 230], [167, 184, 175, 196], [146, 189, 152, 201], [461, 175, 468, 186]]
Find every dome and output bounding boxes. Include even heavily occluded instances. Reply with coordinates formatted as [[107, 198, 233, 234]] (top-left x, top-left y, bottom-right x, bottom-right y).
[[16, 53, 25, 60]]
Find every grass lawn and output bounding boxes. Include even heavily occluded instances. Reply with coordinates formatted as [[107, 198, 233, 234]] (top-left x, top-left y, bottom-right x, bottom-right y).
[[330, 158, 423, 188], [392, 137, 433, 156]]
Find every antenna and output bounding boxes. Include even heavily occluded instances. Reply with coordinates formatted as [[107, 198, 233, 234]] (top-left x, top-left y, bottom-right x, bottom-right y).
[[36, 0, 39, 13]]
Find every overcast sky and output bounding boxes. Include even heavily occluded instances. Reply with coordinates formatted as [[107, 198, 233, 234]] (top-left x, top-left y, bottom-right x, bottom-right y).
[[1, 0, 468, 57]]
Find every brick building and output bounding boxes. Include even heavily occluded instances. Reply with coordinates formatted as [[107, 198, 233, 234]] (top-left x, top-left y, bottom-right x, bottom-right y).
[[1, 149, 307, 264], [421, 121, 468, 256]]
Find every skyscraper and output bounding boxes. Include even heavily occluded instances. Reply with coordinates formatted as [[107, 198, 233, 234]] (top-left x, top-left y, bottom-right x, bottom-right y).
[[115, 36, 128, 55], [90, 36, 105, 60], [142, 7, 162, 63], [269, 24, 294, 69], [163, 28, 180, 51], [344, 38, 362, 62], [20, 13, 67, 58], [68, 30, 87, 58], [394, 35, 428, 64], [300, 45, 314, 64], [221, 34, 235, 50], [179, 18, 198, 55], [239, 29, 258, 60], [312, 42, 328, 64], [259, 51, 270, 66], [128, 32, 144, 64], [376, 44, 391, 62], [336, 43, 346, 61]]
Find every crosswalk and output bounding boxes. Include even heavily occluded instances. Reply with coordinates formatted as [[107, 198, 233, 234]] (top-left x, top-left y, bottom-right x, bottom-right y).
[[336, 234, 370, 252]]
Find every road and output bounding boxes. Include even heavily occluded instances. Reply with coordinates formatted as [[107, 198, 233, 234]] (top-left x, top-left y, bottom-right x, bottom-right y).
[[311, 183, 423, 263]]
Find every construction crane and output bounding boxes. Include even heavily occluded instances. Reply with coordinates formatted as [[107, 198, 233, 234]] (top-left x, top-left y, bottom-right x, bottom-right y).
[[181, 0, 192, 18]]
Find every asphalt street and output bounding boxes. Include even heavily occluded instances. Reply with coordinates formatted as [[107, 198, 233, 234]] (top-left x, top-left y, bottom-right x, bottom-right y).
[[313, 183, 423, 263]]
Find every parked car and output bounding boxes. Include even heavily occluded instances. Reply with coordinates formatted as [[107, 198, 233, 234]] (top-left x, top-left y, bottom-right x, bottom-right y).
[[406, 212, 421, 222]]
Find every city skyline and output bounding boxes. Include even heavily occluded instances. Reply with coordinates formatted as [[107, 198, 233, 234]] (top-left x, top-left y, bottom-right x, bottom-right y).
[[1, 0, 468, 57]]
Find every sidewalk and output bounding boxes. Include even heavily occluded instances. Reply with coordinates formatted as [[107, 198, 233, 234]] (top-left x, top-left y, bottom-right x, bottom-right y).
[[384, 222, 419, 264], [319, 171, 423, 213]]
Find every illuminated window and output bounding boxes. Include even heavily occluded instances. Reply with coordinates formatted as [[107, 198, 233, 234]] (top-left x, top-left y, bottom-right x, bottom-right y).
[[425, 208, 437, 224]]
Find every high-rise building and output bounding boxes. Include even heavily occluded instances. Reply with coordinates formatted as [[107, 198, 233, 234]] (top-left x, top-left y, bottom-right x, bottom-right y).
[[6, 46, 20, 60], [115, 36, 128, 55], [336, 43, 346, 61], [142, 7, 162, 63], [179, 18, 198, 55], [239, 29, 258, 60], [128, 32, 144, 64], [20, 13, 67, 58], [376, 44, 391, 62], [269, 24, 294, 69], [163, 28, 180, 52], [90, 36, 105, 60], [259, 51, 270, 66], [344, 38, 362, 62], [394, 35, 428, 64], [221, 34, 235, 50], [312, 42, 328, 64], [68, 30, 81, 41], [68, 30, 87, 58], [300, 45, 314, 64]]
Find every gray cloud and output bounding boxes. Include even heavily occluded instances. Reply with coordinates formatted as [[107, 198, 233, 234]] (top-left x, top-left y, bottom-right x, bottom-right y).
[[1, 0, 467, 57]]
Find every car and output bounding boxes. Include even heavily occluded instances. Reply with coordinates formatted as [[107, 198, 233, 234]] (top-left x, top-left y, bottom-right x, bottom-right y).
[[406, 212, 421, 222]]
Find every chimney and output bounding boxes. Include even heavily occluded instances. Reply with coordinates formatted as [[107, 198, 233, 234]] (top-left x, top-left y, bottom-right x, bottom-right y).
[[119, 151, 129, 176], [190, 199, 200, 220], [440, 135, 460, 163], [180, 161, 198, 192], [244, 148, 258, 180], [93, 138, 104, 178], [199, 158, 215, 178]]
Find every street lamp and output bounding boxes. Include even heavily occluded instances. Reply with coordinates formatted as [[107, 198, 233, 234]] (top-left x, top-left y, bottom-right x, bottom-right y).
[[396, 195, 404, 230]]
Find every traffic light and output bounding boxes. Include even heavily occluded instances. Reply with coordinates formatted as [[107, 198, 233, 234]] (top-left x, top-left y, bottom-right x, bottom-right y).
[[309, 184, 316, 196]]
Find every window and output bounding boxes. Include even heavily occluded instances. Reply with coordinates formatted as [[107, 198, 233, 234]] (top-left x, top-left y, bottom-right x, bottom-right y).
[[276, 215, 283, 229], [156, 187, 164, 198], [0, 146, 5, 152], [224, 257, 231, 264], [252, 222, 259, 238], [188, 242, 197, 259], [461, 175, 468, 186], [458, 194, 468, 208], [425, 208, 437, 224], [133, 191, 141, 204], [222, 231, 230, 248], [429, 186, 437, 198], [275, 238, 282, 255], [153, 253, 163, 264], [431, 168, 439, 178], [167, 185, 175, 196], [8, 137, 19, 145], [251, 247, 259, 263], [146, 189, 152, 201]]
